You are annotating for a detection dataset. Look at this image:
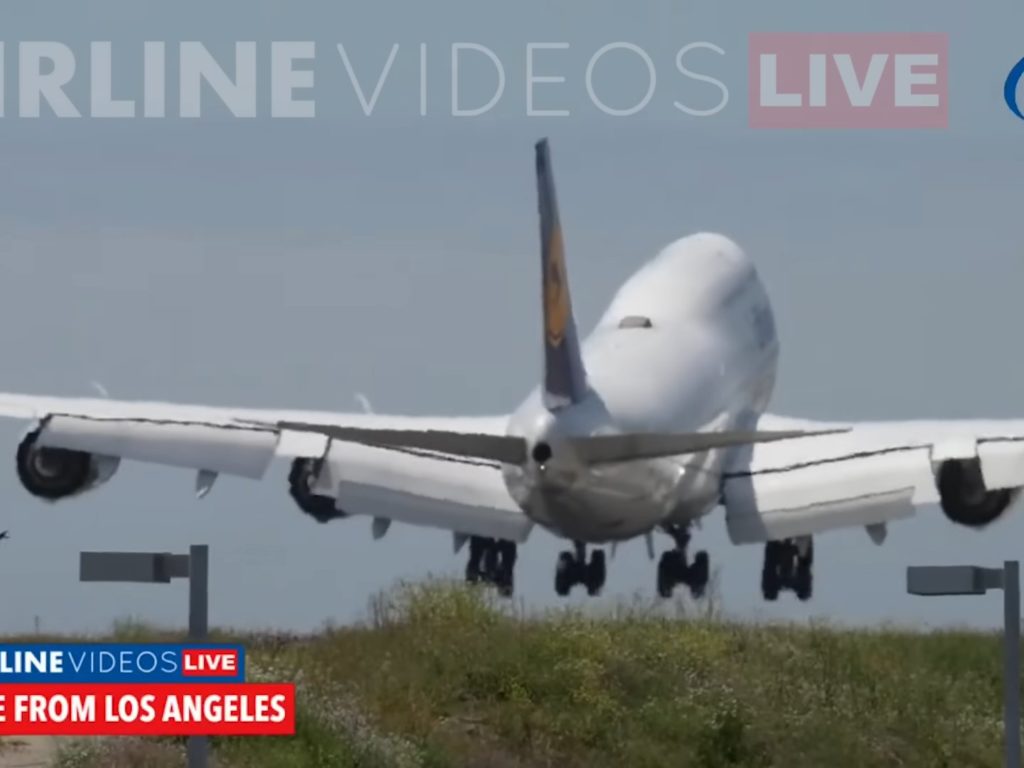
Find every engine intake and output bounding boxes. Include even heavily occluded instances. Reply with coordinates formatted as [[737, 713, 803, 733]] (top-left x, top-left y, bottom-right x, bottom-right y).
[[288, 457, 348, 523], [937, 457, 1016, 528], [16, 428, 119, 500]]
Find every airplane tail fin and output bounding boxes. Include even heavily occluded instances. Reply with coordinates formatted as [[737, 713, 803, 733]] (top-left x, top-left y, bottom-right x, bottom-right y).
[[258, 138, 852, 466], [535, 138, 588, 409]]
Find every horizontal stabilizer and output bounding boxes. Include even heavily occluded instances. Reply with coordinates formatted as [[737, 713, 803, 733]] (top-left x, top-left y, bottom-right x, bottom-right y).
[[566, 429, 846, 464], [276, 421, 528, 464], [272, 420, 845, 466]]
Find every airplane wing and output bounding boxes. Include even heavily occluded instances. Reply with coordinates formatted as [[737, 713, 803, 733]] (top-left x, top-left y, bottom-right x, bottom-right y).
[[0, 392, 532, 541], [721, 413, 1024, 544], [0, 393, 510, 469]]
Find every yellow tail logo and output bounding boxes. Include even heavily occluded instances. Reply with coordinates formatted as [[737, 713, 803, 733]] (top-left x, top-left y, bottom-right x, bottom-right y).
[[545, 226, 570, 347]]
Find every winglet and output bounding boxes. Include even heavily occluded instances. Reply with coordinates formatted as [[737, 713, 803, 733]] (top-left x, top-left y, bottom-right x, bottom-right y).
[[535, 138, 588, 409]]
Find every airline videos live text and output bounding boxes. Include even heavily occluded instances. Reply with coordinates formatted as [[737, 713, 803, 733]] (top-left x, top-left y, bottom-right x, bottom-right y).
[[0, 644, 295, 735]]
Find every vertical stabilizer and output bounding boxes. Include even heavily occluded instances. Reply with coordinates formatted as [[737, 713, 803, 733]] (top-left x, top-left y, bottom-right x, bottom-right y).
[[535, 138, 588, 408]]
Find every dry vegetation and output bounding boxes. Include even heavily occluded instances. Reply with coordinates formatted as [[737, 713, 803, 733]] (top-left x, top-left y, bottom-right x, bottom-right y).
[[37, 580, 1011, 767]]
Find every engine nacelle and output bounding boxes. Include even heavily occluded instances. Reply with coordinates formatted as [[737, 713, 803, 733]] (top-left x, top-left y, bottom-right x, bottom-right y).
[[16, 427, 120, 501], [936, 457, 1019, 528], [288, 457, 348, 523]]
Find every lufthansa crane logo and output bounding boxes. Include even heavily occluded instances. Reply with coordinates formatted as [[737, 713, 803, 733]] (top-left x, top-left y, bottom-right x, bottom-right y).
[[545, 227, 569, 347], [1005, 56, 1024, 120]]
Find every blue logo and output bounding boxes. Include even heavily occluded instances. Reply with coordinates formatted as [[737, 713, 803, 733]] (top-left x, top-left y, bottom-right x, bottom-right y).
[[0, 643, 246, 683], [1004, 56, 1024, 119]]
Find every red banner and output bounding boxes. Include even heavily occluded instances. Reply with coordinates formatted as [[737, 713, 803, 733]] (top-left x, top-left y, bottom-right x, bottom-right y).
[[0, 683, 295, 735]]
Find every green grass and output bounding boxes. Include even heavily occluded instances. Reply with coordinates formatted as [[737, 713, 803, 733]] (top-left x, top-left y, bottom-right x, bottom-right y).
[[43, 580, 1014, 767]]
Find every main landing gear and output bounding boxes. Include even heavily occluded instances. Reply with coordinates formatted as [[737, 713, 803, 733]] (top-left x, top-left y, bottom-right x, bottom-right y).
[[656, 525, 710, 599], [761, 537, 813, 601], [554, 542, 606, 596], [465, 537, 517, 597]]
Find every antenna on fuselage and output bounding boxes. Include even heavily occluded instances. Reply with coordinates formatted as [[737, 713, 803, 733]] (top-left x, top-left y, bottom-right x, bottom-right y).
[[535, 138, 588, 410]]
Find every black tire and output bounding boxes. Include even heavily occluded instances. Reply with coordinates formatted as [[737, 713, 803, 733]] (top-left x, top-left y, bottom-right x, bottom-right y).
[[495, 542, 517, 598], [657, 552, 676, 599], [555, 552, 574, 596], [465, 538, 484, 584], [496, 570, 515, 598], [795, 558, 813, 601], [586, 550, 606, 596], [777, 542, 796, 584], [689, 551, 710, 599], [498, 541, 518, 570], [482, 541, 499, 582], [761, 543, 780, 601]]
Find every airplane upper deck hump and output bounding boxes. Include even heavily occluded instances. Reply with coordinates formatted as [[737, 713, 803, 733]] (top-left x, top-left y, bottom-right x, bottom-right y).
[[598, 232, 758, 327], [535, 138, 589, 409]]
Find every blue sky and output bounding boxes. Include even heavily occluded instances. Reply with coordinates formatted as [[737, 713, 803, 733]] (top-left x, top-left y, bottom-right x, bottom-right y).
[[0, 1, 1022, 632]]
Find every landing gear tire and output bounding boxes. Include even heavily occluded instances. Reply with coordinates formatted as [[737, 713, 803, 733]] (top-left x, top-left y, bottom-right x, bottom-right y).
[[657, 551, 680, 599], [655, 527, 710, 599], [555, 551, 574, 596], [495, 541, 517, 598], [464, 537, 517, 597], [761, 538, 813, 602], [795, 562, 812, 601], [689, 551, 710, 599], [553, 544, 607, 596], [586, 550, 606, 596], [761, 541, 781, 601], [483, 545, 499, 582], [795, 539, 813, 601], [465, 537, 485, 584]]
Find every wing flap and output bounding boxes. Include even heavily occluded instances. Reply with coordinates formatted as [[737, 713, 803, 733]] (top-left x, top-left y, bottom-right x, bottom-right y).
[[978, 439, 1024, 491], [337, 481, 533, 542], [723, 447, 933, 544], [726, 487, 916, 544], [725, 414, 1024, 544], [316, 441, 532, 542]]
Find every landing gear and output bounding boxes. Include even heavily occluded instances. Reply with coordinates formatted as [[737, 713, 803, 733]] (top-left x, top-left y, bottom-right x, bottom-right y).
[[465, 537, 517, 597], [554, 542, 606, 596], [656, 525, 710, 599], [761, 537, 813, 601]]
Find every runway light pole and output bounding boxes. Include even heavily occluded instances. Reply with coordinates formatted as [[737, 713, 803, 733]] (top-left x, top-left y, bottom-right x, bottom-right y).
[[80, 545, 210, 768], [907, 561, 1020, 768]]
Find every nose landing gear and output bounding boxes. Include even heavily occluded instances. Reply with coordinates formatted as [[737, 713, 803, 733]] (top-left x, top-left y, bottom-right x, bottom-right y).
[[655, 525, 710, 599], [554, 542, 607, 596]]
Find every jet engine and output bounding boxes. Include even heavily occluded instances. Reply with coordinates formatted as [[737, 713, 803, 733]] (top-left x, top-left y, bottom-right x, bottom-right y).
[[288, 457, 348, 523], [936, 457, 1019, 528], [16, 427, 120, 500]]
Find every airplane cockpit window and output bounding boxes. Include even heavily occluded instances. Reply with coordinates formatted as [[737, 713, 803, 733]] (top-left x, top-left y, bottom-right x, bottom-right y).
[[618, 315, 653, 329]]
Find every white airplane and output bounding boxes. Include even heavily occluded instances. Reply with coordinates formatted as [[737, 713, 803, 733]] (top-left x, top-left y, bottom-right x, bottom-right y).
[[4, 139, 1023, 602]]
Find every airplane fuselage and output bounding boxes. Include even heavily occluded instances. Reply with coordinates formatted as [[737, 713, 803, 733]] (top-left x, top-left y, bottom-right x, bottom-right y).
[[503, 232, 779, 542]]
